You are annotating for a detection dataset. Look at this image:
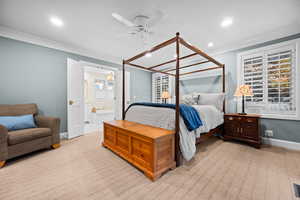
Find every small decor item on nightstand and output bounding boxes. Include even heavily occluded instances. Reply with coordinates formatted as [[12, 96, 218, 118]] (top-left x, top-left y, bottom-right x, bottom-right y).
[[161, 91, 170, 104], [234, 85, 253, 115]]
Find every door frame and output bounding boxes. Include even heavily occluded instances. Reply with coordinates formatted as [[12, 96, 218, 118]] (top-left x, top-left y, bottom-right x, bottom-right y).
[[67, 59, 130, 138], [82, 62, 118, 134]]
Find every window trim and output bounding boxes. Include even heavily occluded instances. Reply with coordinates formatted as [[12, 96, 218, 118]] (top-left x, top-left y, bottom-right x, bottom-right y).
[[237, 38, 300, 120]]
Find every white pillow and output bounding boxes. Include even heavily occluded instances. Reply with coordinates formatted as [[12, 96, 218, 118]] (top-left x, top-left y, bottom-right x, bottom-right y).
[[181, 94, 198, 105], [197, 93, 225, 111]]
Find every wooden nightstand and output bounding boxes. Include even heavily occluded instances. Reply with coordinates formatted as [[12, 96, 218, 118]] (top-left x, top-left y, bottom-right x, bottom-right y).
[[223, 114, 261, 148]]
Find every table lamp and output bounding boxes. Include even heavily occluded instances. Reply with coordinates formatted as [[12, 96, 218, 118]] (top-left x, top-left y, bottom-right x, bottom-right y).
[[161, 91, 170, 104], [234, 85, 253, 115]]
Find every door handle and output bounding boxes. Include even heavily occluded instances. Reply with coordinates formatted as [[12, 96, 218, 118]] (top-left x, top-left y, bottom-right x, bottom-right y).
[[69, 100, 74, 105]]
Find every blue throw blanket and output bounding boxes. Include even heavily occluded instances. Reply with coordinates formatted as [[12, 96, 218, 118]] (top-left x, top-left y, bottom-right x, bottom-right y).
[[126, 102, 203, 131]]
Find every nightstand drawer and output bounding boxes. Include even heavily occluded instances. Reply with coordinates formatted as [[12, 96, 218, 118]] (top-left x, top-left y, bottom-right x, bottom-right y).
[[242, 122, 258, 129], [225, 116, 243, 122], [243, 117, 257, 124]]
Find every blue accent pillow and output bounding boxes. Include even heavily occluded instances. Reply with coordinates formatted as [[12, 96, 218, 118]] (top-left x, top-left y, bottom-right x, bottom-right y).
[[0, 114, 37, 131]]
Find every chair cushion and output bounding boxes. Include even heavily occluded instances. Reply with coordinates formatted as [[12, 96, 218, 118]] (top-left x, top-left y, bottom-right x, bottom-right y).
[[8, 128, 51, 145]]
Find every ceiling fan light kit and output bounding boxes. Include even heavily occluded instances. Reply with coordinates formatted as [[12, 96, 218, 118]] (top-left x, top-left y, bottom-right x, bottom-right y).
[[112, 11, 163, 47]]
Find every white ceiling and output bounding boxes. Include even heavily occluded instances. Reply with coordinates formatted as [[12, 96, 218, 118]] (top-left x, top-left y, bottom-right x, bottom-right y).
[[0, 0, 300, 66]]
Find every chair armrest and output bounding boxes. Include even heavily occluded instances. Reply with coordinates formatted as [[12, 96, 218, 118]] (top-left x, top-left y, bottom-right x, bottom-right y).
[[0, 125, 8, 161], [35, 116, 61, 144]]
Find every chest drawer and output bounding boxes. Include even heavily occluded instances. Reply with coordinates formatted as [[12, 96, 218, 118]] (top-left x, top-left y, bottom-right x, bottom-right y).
[[132, 139, 152, 169]]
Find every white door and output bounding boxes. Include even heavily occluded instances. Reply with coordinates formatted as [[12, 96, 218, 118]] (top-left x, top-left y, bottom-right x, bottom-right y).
[[115, 70, 130, 120], [67, 58, 84, 139]]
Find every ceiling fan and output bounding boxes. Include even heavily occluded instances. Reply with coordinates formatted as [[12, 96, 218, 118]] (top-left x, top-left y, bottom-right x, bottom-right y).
[[112, 11, 163, 44]]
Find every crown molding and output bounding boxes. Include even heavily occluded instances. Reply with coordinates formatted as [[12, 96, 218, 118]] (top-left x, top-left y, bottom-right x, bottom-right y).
[[0, 25, 122, 65], [1, 24, 299, 69], [208, 23, 300, 56]]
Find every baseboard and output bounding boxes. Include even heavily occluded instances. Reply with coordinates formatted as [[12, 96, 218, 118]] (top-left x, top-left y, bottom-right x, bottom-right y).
[[262, 137, 300, 151], [60, 132, 68, 140]]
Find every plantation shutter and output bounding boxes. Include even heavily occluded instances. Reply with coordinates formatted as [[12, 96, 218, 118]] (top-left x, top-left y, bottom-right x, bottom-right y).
[[241, 44, 297, 116], [267, 48, 296, 114], [243, 55, 264, 103], [152, 74, 170, 103]]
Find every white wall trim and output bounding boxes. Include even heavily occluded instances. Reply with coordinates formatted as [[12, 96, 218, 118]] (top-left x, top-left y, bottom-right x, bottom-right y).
[[262, 137, 300, 151], [60, 132, 68, 140], [0, 25, 121, 64]]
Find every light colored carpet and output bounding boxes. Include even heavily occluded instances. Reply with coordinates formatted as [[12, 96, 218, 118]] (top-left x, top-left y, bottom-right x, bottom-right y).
[[0, 132, 300, 200]]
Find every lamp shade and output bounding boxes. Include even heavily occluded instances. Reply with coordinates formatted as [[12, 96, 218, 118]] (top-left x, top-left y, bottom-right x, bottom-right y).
[[106, 72, 114, 81], [234, 85, 253, 97], [161, 91, 170, 99]]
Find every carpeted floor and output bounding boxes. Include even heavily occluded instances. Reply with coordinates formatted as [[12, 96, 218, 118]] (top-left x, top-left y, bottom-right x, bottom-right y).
[[0, 132, 299, 200]]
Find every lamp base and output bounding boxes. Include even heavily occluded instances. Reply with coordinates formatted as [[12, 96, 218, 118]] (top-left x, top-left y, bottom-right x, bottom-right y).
[[238, 112, 247, 115]]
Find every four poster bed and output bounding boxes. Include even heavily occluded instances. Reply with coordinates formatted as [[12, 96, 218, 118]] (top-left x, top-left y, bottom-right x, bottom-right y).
[[121, 32, 226, 166]]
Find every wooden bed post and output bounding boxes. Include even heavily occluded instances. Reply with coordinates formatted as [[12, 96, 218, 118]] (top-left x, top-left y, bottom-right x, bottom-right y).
[[222, 64, 226, 113], [122, 60, 125, 120], [175, 32, 181, 166]]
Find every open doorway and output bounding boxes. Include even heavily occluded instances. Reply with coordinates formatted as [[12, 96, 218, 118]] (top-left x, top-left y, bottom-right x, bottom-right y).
[[83, 66, 116, 134], [67, 59, 130, 139]]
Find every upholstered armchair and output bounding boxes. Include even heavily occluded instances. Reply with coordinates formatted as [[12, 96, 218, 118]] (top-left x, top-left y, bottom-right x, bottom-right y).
[[0, 104, 60, 168]]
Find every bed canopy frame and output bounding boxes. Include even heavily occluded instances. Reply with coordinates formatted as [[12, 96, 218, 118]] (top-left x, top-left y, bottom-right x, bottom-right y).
[[122, 32, 225, 166]]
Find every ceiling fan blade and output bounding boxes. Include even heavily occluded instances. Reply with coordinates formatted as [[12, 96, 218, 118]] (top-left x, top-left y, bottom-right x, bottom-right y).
[[112, 13, 135, 27]]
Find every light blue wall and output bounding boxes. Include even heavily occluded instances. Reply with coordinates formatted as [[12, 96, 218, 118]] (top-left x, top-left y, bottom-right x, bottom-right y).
[[181, 33, 300, 143], [0, 36, 152, 132]]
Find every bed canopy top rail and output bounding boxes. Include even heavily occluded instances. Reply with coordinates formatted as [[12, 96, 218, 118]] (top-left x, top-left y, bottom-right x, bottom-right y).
[[122, 32, 225, 166], [163, 60, 211, 73], [126, 62, 175, 76], [180, 66, 223, 76], [124, 37, 177, 64], [179, 37, 223, 67], [123, 37, 224, 76], [148, 53, 198, 70]]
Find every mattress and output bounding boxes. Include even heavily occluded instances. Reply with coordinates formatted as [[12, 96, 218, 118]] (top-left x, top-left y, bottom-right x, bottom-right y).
[[125, 104, 224, 161], [192, 105, 224, 138]]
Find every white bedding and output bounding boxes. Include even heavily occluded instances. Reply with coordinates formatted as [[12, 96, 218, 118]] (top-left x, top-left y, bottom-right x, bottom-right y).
[[125, 105, 223, 161]]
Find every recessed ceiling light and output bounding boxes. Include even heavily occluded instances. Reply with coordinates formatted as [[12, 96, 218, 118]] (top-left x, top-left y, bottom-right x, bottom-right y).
[[221, 17, 233, 28], [50, 16, 64, 27], [145, 52, 152, 58], [208, 42, 214, 47]]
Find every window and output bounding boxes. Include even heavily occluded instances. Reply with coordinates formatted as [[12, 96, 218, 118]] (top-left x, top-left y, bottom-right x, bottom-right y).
[[152, 73, 171, 103], [238, 39, 300, 120]]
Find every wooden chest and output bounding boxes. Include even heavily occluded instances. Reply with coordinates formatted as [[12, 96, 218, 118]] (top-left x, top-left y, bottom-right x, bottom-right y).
[[224, 114, 261, 148], [103, 120, 176, 181]]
